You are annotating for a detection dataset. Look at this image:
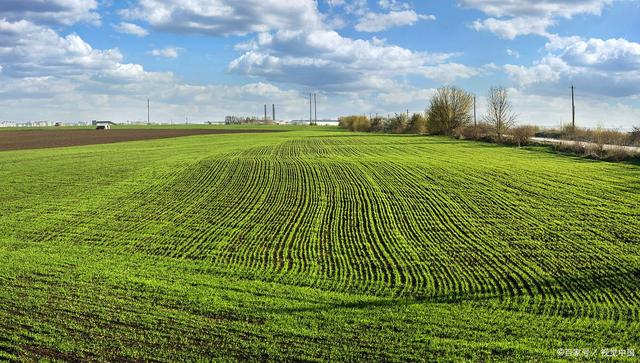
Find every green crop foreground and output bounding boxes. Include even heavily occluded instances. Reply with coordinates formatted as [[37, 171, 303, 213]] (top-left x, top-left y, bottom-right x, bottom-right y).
[[0, 127, 639, 361]]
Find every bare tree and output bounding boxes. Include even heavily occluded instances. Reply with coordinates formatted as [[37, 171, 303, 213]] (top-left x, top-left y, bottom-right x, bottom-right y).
[[484, 86, 517, 140], [426, 86, 473, 135]]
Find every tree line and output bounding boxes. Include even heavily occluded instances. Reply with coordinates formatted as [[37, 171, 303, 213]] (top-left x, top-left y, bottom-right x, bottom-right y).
[[339, 86, 535, 145], [339, 85, 640, 162]]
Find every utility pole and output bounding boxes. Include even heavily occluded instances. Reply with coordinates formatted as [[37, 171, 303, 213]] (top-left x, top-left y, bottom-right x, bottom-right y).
[[309, 93, 313, 125], [473, 96, 477, 127], [272, 104, 275, 121], [314, 93, 317, 124], [264, 104, 267, 121], [473, 95, 477, 138], [570, 84, 576, 129], [147, 98, 150, 125]]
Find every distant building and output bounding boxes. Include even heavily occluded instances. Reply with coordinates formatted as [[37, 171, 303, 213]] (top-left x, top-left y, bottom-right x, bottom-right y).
[[94, 121, 115, 130], [289, 119, 339, 126]]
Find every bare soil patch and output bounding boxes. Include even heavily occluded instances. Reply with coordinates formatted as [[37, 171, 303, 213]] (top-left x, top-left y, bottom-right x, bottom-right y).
[[0, 129, 283, 151]]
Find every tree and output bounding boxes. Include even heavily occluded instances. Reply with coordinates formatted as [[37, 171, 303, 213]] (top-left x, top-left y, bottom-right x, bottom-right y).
[[630, 125, 640, 145], [407, 113, 427, 134], [484, 86, 517, 140], [385, 113, 408, 133], [369, 116, 385, 132], [426, 86, 473, 135]]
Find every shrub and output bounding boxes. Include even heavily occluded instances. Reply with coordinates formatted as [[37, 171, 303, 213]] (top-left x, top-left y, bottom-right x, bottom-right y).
[[552, 140, 638, 162], [629, 126, 640, 146], [407, 113, 427, 134], [426, 86, 473, 135], [560, 125, 631, 146], [453, 125, 476, 140], [453, 123, 493, 141], [385, 114, 409, 134], [339, 115, 370, 132], [603, 146, 635, 162], [369, 116, 385, 133], [535, 128, 562, 139], [510, 125, 537, 147]]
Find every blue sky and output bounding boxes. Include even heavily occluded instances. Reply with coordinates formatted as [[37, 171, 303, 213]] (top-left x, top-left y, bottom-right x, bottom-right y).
[[0, 0, 639, 128]]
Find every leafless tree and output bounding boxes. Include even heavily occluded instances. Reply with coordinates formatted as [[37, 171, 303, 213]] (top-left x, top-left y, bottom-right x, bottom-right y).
[[484, 86, 517, 140]]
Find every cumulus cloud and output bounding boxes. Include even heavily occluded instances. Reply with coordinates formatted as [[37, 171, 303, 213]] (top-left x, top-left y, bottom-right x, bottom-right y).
[[228, 28, 471, 90], [355, 10, 435, 32], [556, 37, 640, 71], [0, 19, 122, 78], [114, 22, 149, 37], [0, 18, 172, 86], [120, 0, 322, 36], [118, 0, 474, 91], [0, 0, 100, 25], [507, 88, 640, 129], [505, 36, 640, 98], [460, 0, 614, 38]]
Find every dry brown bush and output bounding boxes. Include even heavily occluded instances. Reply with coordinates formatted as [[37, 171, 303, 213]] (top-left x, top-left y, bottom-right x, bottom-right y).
[[510, 125, 537, 147], [339, 115, 370, 132]]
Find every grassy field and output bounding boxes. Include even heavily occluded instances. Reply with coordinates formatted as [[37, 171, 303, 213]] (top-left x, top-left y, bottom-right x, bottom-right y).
[[0, 127, 639, 361]]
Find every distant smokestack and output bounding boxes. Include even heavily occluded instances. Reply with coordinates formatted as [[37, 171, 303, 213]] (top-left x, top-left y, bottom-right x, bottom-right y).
[[272, 104, 275, 121]]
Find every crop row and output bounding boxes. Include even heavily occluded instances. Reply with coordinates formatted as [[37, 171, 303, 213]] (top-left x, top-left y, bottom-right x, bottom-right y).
[[9, 134, 640, 322]]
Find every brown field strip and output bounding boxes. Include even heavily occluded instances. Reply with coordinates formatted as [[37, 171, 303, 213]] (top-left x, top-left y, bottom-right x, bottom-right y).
[[0, 129, 284, 151]]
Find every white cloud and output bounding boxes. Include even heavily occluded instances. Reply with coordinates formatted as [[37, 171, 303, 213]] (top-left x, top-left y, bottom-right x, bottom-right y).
[[0, 0, 100, 25], [459, 0, 612, 18], [149, 47, 182, 58], [121, 0, 322, 36], [556, 37, 640, 71], [229, 28, 470, 90], [0, 19, 122, 78], [119, 0, 475, 92], [507, 88, 640, 129], [504, 36, 640, 98], [506, 49, 520, 58], [355, 10, 435, 32], [114, 22, 149, 37], [472, 16, 554, 39], [0, 19, 172, 85], [460, 0, 614, 38]]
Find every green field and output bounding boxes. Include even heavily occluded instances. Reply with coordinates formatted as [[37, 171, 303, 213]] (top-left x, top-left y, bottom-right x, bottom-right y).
[[1, 127, 639, 361]]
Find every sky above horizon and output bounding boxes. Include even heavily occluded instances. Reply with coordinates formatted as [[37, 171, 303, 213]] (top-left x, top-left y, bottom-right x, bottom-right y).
[[0, 0, 639, 128]]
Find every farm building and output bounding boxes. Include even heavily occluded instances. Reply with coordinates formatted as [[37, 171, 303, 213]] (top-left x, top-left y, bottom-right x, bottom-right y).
[[93, 120, 115, 130]]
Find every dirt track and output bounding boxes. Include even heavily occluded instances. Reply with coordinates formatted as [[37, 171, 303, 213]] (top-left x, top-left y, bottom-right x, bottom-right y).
[[0, 129, 283, 151]]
